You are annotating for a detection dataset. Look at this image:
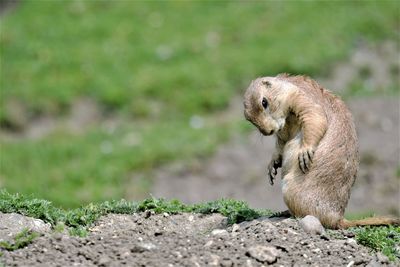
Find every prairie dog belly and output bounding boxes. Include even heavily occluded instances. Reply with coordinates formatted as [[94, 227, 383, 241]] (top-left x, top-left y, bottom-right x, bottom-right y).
[[281, 128, 349, 225], [281, 132, 303, 188]]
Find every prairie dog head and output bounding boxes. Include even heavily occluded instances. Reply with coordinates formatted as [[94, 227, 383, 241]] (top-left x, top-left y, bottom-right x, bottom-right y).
[[243, 76, 294, 136]]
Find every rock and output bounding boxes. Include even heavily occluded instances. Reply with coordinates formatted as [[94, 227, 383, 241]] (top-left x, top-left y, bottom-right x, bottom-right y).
[[98, 255, 111, 266], [231, 224, 240, 233], [140, 242, 157, 251], [345, 238, 357, 248], [312, 248, 321, 254], [299, 215, 325, 235], [0, 212, 51, 242], [246, 245, 280, 264], [284, 228, 299, 235], [120, 248, 130, 258], [190, 256, 201, 267], [246, 259, 254, 267], [220, 258, 234, 267], [231, 224, 240, 237], [131, 242, 157, 252], [204, 240, 213, 247], [143, 210, 151, 219], [173, 251, 183, 259], [211, 229, 228, 236], [209, 254, 220, 266]]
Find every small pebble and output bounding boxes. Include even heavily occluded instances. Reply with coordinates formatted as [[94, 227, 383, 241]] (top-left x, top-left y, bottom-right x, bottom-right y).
[[232, 224, 240, 233], [211, 229, 228, 236], [299, 215, 325, 235], [204, 240, 213, 247], [144, 210, 151, 219], [246, 245, 280, 264]]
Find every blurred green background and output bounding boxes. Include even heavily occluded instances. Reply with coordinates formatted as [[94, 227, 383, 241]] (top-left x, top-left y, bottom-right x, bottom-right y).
[[0, 1, 398, 208]]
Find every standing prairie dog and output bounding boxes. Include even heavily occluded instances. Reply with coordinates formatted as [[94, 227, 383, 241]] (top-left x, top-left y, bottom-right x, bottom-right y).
[[243, 73, 399, 229]]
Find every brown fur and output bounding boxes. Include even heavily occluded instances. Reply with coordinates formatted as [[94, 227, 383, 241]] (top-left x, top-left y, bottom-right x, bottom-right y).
[[243, 74, 400, 229]]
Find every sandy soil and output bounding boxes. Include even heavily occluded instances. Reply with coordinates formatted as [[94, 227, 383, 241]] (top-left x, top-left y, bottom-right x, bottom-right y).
[[1, 212, 396, 267]]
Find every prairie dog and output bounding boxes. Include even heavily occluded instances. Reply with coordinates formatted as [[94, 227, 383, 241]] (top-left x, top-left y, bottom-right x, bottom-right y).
[[243, 74, 399, 229]]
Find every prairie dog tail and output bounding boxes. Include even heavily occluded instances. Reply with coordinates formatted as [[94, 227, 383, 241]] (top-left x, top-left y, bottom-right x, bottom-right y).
[[339, 216, 400, 229]]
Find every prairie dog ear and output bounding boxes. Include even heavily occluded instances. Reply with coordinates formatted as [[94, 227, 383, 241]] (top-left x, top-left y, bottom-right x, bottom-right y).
[[261, 79, 272, 88]]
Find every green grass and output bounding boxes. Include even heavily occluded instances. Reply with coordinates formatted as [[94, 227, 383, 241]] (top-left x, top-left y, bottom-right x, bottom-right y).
[[352, 226, 400, 261], [0, 1, 399, 207]]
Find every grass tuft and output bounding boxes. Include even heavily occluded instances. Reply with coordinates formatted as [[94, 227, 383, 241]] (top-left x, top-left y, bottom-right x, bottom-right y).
[[0, 229, 39, 251], [64, 200, 138, 230], [137, 198, 189, 214], [192, 198, 269, 224]]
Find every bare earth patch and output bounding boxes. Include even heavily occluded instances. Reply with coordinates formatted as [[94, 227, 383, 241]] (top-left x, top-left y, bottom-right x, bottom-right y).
[[1, 212, 395, 266]]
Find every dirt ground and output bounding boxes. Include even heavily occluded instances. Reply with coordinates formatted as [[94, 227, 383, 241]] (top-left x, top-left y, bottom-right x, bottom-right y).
[[1, 212, 396, 267]]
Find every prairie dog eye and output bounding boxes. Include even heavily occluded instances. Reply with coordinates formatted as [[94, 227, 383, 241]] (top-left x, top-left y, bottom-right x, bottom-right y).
[[262, 97, 268, 109]]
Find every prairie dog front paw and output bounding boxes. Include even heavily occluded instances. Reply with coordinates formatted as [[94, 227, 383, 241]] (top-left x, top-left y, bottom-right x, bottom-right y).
[[267, 156, 282, 185], [298, 145, 315, 173]]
